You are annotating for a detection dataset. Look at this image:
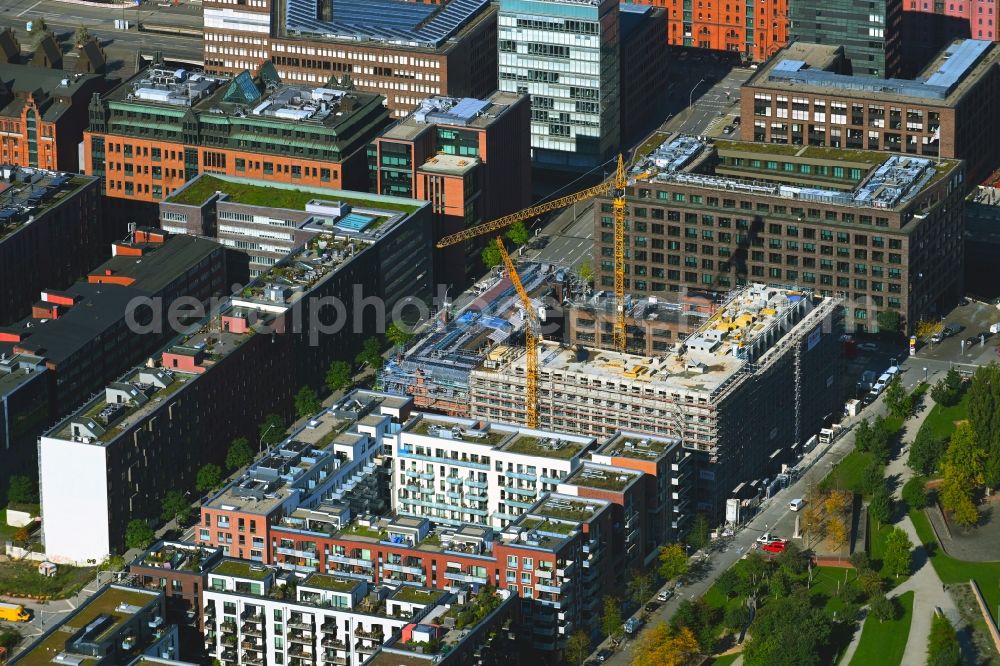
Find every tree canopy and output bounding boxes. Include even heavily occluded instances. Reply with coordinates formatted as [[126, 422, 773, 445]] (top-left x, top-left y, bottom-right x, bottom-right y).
[[294, 386, 321, 418], [930, 367, 963, 407], [325, 360, 352, 394], [742, 595, 833, 666], [658, 543, 689, 581], [226, 437, 253, 470], [968, 363, 1000, 487]]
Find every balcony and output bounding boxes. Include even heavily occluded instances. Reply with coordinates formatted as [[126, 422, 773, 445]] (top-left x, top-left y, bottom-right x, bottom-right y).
[[241, 640, 262, 651], [536, 581, 568, 594], [355, 641, 379, 653], [328, 554, 374, 568], [276, 546, 318, 559], [242, 609, 263, 623], [505, 485, 537, 497], [355, 627, 384, 640], [220, 620, 237, 634], [383, 562, 424, 576], [444, 570, 488, 585], [505, 469, 535, 481], [463, 478, 487, 489], [321, 635, 347, 650], [557, 561, 576, 577], [241, 654, 264, 666], [241, 623, 263, 637], [289, 643, 315, 657], [288, 619, 314, 631], [534, 569, 553, 581], [446, 475, 463, 485]]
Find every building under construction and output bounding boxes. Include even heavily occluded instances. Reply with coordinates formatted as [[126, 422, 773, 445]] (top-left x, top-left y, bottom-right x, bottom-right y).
[[469, 283, 845, 515]]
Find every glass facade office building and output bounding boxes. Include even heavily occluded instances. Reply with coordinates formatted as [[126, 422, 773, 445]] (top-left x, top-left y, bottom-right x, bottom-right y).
[[498, 0, 621, 169]]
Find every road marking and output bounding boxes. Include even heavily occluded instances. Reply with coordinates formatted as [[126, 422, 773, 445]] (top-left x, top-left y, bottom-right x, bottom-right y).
[[16, 1, 41, 17]]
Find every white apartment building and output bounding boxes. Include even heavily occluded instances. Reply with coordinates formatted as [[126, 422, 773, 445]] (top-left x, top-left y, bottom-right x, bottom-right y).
[[203, 561, 421, 666], [389, 415, 596, 529], [497, 0, 621, 168]]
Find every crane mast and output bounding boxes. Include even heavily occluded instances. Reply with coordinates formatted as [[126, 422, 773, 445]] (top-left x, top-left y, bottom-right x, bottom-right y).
[[494, 237, 539, 428]]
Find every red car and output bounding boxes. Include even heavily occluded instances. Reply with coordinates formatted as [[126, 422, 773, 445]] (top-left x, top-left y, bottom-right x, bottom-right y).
[[761, 540, 787, 554]]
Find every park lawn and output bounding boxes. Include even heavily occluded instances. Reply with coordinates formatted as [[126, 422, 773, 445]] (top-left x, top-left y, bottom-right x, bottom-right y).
[[910, 509, 1000, 623], [824, 451, 873, 495], [808, 566, 860, 615], [918, 391, 971, 442], [849, 591, 914, 666], [708, 654, 740, 666]]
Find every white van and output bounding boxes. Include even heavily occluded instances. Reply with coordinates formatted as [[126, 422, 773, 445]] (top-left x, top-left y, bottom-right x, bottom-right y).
[[789, 498, 805, 512], [871, 373, 892, 393], [885, 366, 900, 378]]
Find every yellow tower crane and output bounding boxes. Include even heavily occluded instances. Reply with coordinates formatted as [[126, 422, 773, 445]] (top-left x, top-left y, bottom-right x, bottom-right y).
[[435, 155, 630, 426]]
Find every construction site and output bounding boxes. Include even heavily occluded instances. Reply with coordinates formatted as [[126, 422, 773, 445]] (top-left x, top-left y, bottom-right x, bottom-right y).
[[468, 283, 846, 513]]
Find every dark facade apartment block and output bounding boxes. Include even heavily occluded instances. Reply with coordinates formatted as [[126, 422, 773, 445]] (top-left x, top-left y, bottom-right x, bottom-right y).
[[741, 40, 1000, 184], [594, 136, 966, 334], [202, 0, 498, 118], [0, 171, 106, 326]]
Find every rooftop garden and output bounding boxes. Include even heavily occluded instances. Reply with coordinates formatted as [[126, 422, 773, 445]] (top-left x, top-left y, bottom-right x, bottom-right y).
[[441, 587, 502, 630], [140, 545, 208, 572], [212, 560, 271, 581], [504, 435, 580, 460], [168, 176, 420, 213], [314, 419, 353, 449], [302, 574, 359, 593], [533, 502, 594, 523], [408, 419, 506, 445], [392, 586, 445, 605], [521, 517, 577, 535], [571, 469, 633, 491], [339, 523, 383, 541], [713, 140, 889, 165]]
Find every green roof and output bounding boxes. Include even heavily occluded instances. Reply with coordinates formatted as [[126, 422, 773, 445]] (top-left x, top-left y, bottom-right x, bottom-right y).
[[712, 140, 889, 166], [302, 573, 361, 593], [391, 586, 446, 604], [167, 175, 420, 213], [212, 560, 271, 581], [504, 435, 582, 460]]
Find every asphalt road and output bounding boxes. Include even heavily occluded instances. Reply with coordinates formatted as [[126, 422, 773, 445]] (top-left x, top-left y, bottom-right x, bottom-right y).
[[667, 67, 752, 137], [519, 202, 595, 271], [0, 0, 203, 67]]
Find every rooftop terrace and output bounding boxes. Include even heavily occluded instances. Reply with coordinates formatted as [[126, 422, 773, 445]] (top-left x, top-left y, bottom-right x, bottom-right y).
[[566, 464, 641, 492], [601, 434, 680, 460], [500, 434, 586, 460], [382, 92, 522, 141], [301, 573, 363, 593], [530, 495, 604, 523], [16, 586, 159, 666]]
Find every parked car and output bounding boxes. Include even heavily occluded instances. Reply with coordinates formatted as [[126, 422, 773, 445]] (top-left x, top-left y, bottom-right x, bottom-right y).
[[645, 601, 661, 613], [597, 649, 614, 662], [762, 540, 787, 554], [857, 342, 878, 352], [657, 590, 673, 602], [965, 336, 980, 346], [722, 124, 735, 135], [789, 498, 805, 511], [756, 532, 777, 544], [624, 617, 645, 636]]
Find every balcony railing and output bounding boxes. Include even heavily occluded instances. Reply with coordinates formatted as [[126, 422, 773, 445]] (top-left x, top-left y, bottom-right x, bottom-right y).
[[383, 562, 424, 576], [241, 623, 263, 636], [321, 635, 347, 649], [328, 554, 374, 568], [463, 478, 487, 489], [354, 627, 384, 639], [288, 620, 313, 631], [276, 546, 317, 559], [444, 570, 488, 584]]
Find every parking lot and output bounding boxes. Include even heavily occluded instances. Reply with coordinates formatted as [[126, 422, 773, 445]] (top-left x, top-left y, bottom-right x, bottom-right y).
[[914, 300, 1000, 369]]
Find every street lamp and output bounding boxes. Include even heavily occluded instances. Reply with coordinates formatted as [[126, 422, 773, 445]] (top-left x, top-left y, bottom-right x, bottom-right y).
[[923, 367, 928, 382], [259, 424, 276, 456], [689, 79, 706, 110]]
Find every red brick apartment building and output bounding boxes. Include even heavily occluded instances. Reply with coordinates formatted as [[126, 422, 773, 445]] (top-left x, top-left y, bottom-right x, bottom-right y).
[[632, 0, 789, 61], [83, 62, 388, 203], [202, 0, 498, 117], [372, 92, 531, 289]]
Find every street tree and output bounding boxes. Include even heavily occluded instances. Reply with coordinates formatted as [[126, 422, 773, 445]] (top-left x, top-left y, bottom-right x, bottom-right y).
[[386, 322, 413, 348], [743, 595, 832, 666], [883, 527, 913, 578], [635, 624, 700, 666], [74, 26, 91, 47], [259, 414, 286, 447], [967, 363, 1000, 487], [577, 260, 593, 284], [564, 630, 590, 666], [939, 421, 986, 526], [628, 572, 654, 606], [481, 242, 502, 269], [601, 596, 623, 639], [930, 367, 963, 407], [854, 418, 874, 453], [294, 386, 321, 418], [869, 484, 893, 527], [863, 461, 887, 496], [225, 437, 253, 470], [658, 543, 689, 582], [505, 220, 530, 246], [161, 490, 191, 525], [715, 569, 741, 598], [902, 477, 928, 510], [685, 514, 711, 551], [6, 474, 38, 505], [857, 568, 884, 598], [355, 336, 385, 370], [883, 376, 912, 419], [826, 515, 849, 550], [125, 519, 155, 550], [195, 464, 223, 494], [908, 428, 947, 476], [325, 360, 352, 394], [870, 593, 899, 622]]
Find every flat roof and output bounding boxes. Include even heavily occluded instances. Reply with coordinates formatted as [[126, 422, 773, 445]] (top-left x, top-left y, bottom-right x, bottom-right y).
[[749, 39, 1000, 105], [381, 91, 523, 141], [418, 153, 480, 176], [211, 559, 272, 581], [565, 462, 642, 492], [600, 433, 680, 461], [167, 174, 421, 213], [301, 573, 364, 593], [91, 235, 221, 293], [530, 494, 607, 523], [0, 170, 96, 245], [285, 0, 492, 48], [0, 65, 102, 123], [633, 135, 958, 212], [15, 586, 160, 666], [485, 286, 839, 399], [0, 351, 46, 397], [500, 434, 587, 460]]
